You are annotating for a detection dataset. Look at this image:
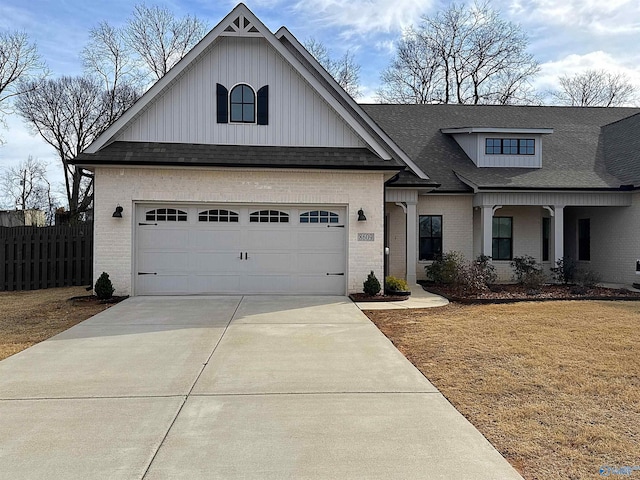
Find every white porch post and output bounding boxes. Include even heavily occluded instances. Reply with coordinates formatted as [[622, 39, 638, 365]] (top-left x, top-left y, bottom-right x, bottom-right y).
[[406, 201, 418, 285], [552, 205, 564, 263], [481, 206, 493, 257]]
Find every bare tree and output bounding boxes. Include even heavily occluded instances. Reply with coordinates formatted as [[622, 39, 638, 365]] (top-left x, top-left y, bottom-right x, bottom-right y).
[[377, 2, 539, 105], [304, 38, 361, 98], [82, 21, 144, 120], [124, 4, 208, 80], [0, 31, 46, 141], [552, 69, 636, 107], [377, 30, 444, 104], [15, 76, 138, 220], [1, 156, 58, 224]]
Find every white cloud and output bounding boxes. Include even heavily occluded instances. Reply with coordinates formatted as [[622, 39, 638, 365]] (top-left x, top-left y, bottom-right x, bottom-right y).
[[534, 51, 640, 102], [507, 0, 640, 34], [291, 0, 435, 38]]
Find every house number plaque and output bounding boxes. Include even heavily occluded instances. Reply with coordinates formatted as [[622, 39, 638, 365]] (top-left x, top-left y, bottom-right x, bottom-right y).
[[358, 233, 375, 241]]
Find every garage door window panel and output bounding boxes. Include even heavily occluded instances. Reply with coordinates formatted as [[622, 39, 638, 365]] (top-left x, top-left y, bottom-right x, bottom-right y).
[[198, 209, 239, 222], [250, 210, 289, 223], [300, 210, 339, 224], [146, 208, 187, 222]]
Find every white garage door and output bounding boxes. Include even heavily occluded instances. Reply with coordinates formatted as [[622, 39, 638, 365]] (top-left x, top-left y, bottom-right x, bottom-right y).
[[135, 204, 347, 295]]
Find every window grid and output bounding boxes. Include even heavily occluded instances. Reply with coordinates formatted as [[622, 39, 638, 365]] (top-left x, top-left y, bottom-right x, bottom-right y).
[[198, 209, 239, 223], [419, 215, 443, 261], [300, 210, 339, 224], [249, 210, 289, 223], [492, 217, 513, 261], [230, 84, 255, 123], [146, 208, 187, 222], [485, 138, 535, 155]]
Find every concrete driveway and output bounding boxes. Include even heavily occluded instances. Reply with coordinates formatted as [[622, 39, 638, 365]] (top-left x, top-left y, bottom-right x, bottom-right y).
[[0, 296, 523, 479]]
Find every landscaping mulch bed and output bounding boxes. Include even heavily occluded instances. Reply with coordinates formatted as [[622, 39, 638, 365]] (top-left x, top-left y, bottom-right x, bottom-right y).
[[349, 293, 410, 302], [421, 282, 640, 304]]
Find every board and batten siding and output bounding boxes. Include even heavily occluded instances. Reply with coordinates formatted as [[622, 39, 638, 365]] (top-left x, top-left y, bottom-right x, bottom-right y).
[[115, 37, 366, 148]]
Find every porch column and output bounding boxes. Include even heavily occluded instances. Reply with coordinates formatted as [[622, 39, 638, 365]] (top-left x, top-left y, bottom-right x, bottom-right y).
[[552, 205, 564, 263], [481, 206, 493, 257], [406, 201, 418, 285]]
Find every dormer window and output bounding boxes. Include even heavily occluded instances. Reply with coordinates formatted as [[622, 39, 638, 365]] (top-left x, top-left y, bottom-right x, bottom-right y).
[[485, 138, 535, 155], [216, 83, 269, 125], [230, 84, 255, 123], [441, 127, 553, 168]]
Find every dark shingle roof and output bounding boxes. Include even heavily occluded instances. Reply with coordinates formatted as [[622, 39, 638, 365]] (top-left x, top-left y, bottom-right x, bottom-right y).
[[603, 112, 640, 187], [362, 104, 640, 191], [71, 142, 404, 171]]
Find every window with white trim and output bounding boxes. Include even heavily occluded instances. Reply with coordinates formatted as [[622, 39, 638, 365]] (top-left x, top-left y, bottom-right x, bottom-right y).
[[230, 84, 255, 123]]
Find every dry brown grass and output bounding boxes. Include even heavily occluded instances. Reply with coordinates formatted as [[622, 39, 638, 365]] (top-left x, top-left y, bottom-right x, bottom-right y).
[[367, 301, 640, 480], [0, 287, 116, 361]]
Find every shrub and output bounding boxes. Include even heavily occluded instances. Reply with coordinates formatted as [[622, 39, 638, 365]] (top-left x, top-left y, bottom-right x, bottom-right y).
[[510, 255, 541, 284], [551, 257, 577, 284], [385, 276, 409, 293], [363, 271, 381, 296], [523, 269, 547, 290], [425, 251, 465, 284], [575, 268, 601, 288], [94, 272, 115, 300], [459, 255, 497, 294]]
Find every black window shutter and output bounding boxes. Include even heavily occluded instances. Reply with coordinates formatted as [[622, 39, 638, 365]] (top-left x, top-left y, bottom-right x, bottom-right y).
[[216, 83, 228, 123], [257, 85, 269, 125]]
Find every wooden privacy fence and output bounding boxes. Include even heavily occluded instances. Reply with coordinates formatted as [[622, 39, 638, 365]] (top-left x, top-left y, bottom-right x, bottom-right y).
[[0, 223, 93, 291]]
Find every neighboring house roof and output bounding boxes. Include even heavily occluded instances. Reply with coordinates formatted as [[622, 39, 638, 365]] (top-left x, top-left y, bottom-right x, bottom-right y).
[[362, 104, 640, 192], [72, 142, 402, 171], [79, 4, 427, 181]]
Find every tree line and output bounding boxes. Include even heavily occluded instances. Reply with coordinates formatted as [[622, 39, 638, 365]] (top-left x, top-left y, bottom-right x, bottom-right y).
[[0, 2, 637, 222]]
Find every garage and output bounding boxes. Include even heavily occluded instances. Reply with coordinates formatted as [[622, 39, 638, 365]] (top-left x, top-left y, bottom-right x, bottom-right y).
[[135, 204, 347, 295]]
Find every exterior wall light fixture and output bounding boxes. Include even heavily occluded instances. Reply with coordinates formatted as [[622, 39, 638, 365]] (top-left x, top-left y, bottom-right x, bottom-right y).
[[357, 208, 367, 221], [112, 205, 123, 218]]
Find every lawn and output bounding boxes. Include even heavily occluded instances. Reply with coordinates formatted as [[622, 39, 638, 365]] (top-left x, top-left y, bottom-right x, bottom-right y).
[[366, 301, 640, 480], [0, 287, 117, 361]]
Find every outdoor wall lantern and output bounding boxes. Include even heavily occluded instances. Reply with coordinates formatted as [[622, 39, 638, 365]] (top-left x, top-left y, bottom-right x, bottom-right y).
[[357, 208, 367, 221], [112, 205, 124, 218]]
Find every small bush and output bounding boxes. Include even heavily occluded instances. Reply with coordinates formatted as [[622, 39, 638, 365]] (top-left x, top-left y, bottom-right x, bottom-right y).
[[385, 276, 409, 293], [551, 257, 577, 284], [511, 255, 541, 284], [425, 251, 465, 284], [363, 271, 381, 296], [459, 255, 497, 294], [575, 268, 601, 288], [94, 272, 115, 300], [523, 269, 547, 290]]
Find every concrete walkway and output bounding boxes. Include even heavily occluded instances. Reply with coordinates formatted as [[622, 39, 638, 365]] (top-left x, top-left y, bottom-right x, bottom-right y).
[[0, 296, 522, 479], [355, 284, 449, 310]]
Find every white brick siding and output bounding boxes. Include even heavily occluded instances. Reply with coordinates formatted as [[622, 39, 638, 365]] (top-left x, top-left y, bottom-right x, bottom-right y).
[[416, 195, 474, 281], [94, 167, 385, 295], [563, 195, 640, 285]]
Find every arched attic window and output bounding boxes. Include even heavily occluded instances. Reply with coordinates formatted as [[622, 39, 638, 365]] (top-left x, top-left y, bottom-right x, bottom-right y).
[[216, 83, 268, 125], [230, 84, 255, 123]]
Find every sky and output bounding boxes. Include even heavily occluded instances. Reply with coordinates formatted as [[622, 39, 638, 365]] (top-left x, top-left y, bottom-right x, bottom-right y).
[[1, 0, 640, 205]]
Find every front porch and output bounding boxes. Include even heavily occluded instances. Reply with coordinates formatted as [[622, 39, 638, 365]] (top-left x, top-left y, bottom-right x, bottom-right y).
[[386, 188, 636, 284]]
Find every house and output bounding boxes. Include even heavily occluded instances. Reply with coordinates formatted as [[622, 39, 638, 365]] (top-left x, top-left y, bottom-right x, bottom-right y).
[[0, 209, 46, 227], [72, 4, 640, 296]]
